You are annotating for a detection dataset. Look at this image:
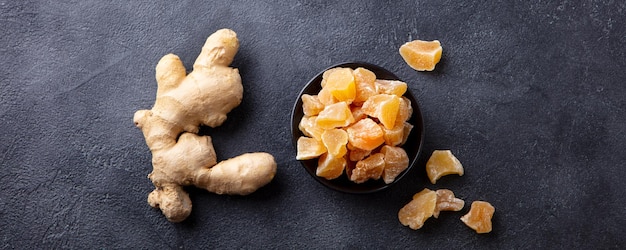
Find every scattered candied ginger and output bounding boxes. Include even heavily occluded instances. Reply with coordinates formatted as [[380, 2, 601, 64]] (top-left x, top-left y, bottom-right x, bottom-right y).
[[425, 150, 464, 184], [399, 40, 442, 71], [461, 201, 495, 234], [398, 188, 465, 230]]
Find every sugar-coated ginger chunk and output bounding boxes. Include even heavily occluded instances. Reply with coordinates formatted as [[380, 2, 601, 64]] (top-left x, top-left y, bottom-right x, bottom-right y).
[[401, 122, 413, 145], [381, 122, 405, 146], [380, 145, 409, 184], [296, 136, 327, 160], [345, 118, 385, 151], [321, 129, 348, 158], [352, 67, 377, 104], [324, 68, 356, 103], [315, 102, 355, 129], [350, 153, 385, 183], [361, 94, 401, 130], [398, 188, 437, 230], [348, 147, 371, 162], [301, 94, 325, 117], [399, 40, 442, 71], [298, 116, 324, 141], [316, 153, 346, 180], [433, 189, 465, 218], [318, 86, 338, 106], [395, 97, 413, 125], [461, 201, 495, 234], [425, 150, 464, 184], [375, 79, 407, 97], [320, 67, 342, 88]]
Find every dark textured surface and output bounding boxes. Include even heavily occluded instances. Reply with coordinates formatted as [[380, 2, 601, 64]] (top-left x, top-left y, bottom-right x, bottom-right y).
[[1, 1, 625, 248]]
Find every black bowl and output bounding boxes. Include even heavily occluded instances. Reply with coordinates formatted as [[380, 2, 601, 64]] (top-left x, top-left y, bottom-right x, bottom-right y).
[[291, 62, 425, 194]]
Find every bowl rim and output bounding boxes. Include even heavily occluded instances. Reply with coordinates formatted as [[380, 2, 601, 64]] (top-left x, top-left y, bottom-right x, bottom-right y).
[[290, 61, 425, 194]]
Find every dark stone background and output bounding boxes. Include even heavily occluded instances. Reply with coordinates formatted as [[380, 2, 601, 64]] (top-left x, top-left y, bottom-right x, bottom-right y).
[[1, 1, 625, 248]]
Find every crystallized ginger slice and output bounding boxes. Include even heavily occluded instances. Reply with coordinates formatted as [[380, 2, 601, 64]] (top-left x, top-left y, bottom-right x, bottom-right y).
[[425, 150, 464, 184], [399, 40, 442, 71], [353, 67, 377, 104], [361, 94, 400, 130], [321, 128, 348, 158], [461, 201, 495, 234], [316, 153, 346, 180], [350, 153, 385, 183], [401, 122, 413, 145], [380, 145, 409, 184], [298, 116, 324, 141], [395, 97, 413, 125], [398, 188, 437, 230], [345, 118, 385, 151], [296, 136, 327, 160], [375, 79, 407, 97], [318, 86, 338, 106], [324, 67, 356, 103], [315, 102, 355, 129], [381, 122, 405, 147], [301, 94, 325, 117], [348, 147, 371, 162], [433, 189, 465, 218]]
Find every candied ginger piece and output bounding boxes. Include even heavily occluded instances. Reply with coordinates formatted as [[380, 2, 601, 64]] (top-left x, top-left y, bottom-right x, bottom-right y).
[[398, 188, 437, 230], [399, 39, 442, 71], [395, 97, 413, 125], [461, 201, 495, 234], [318, 86, 337, 106], [316, 153, 346, 180], [345, 118, 385, 151], [433, 189, 464, 218], [316, 102, 355, 129], [401, 122, 413, 145], [321, 129, 348, 158], [381, 122, 405, 146], [348, 147, 371, 162], [301, 94, 325, 117], [380, 145, 409, 184], [375, 79, 407, 97], [296, 136, 327, 160], [361, 94, 400, 129], [426, 150, 464, 184], [353, 67, 377, 104], [349, 153, 385, 183], [320, 67, 342, 87], [299, 116, 324, 141], [324, 68, 356, 103]]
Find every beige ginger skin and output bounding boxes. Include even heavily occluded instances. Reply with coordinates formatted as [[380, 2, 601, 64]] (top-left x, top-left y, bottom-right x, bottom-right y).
[[133, 29, 277, 222]]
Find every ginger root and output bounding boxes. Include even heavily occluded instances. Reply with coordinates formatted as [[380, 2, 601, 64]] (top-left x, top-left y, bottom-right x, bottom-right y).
[[134, 29, 277, 222]]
